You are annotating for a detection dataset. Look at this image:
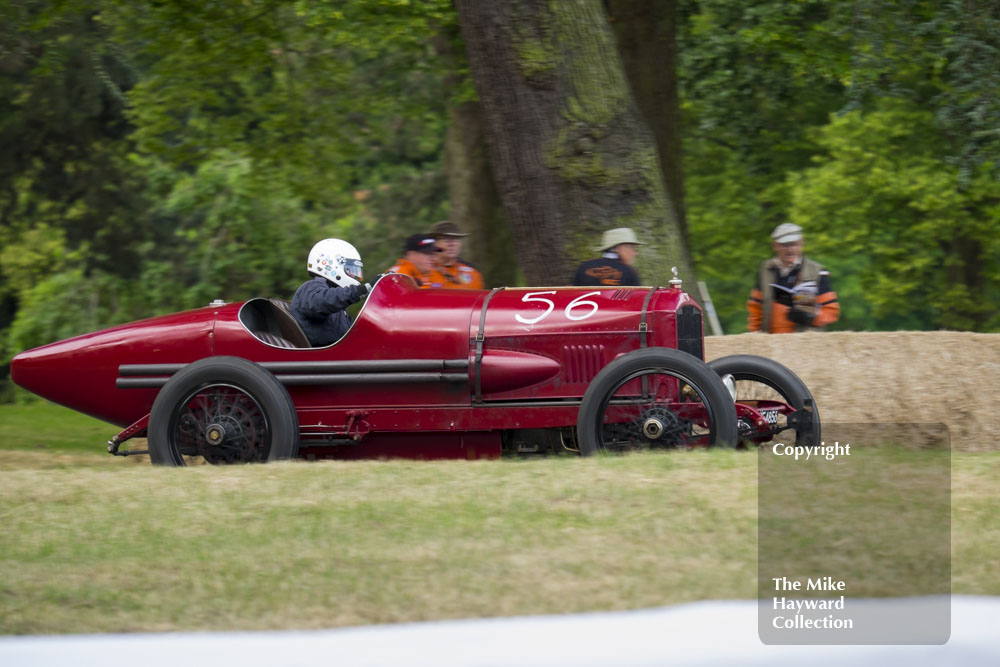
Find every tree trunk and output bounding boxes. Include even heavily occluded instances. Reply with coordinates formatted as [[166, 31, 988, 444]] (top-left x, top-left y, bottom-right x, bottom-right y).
[[605, 0, 688, 251], [445, 101, 519, 288], [455, 0, 697, 287], [434, 28, 519, 289]]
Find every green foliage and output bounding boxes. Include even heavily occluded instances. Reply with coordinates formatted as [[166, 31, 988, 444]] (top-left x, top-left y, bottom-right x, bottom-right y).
[[146, 151, 323, 308], [789, 104, 1000, 331], [680, 0, 1000, 332], [680, 0, 852, 333], [0, 224, 68, 298], [107, 0, 457, 287], [1, 150, 330, 357], [845, 0, 1000, 180], [0, 1, 147, 272], [1, 0, 459, 393], [108, 0, 456, 203], [7, 270, 125, 356], [0, 0, 152, 377], [679, 0, 849, 172]]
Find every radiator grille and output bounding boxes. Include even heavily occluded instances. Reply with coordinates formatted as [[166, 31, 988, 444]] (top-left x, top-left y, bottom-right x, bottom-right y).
[[563, 344, 605, 383], [677, 305, 704, 360]]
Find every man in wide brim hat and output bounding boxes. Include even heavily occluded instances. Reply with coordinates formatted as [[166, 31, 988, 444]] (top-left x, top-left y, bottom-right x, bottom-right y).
[[598, 227, 645, 253], [572, 227, 645, 287], [427, 220, 484, 289]]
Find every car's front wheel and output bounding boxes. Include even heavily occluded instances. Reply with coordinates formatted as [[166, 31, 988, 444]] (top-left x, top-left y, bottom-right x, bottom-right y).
[[576, 348, 738, 455], [708, 354, 820, 447], [148, 357, 299, 466]]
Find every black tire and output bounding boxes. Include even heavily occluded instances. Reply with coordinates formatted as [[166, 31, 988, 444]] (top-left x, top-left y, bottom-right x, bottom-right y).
[[707, 354, 820, 446], [148, 356, 299, 466], [576, 348, 738, 455]]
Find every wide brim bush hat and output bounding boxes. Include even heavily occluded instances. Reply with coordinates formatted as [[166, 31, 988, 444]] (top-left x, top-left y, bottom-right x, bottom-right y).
[[599, 227, 645, 252], [429, 221, 469, 238]]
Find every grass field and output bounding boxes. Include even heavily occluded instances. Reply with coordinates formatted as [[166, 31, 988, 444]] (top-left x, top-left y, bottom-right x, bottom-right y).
[[1, 401, 998, 635], [0, 400, 113, 455]]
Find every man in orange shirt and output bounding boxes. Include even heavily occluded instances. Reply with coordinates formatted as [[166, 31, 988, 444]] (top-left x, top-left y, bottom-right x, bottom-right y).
[[747, 223, 840, 333], [428, 221, 485, 289], [386, 234, 444, 288]]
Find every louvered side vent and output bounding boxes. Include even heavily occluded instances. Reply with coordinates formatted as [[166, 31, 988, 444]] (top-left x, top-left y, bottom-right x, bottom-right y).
[[563, 345, 605, 384], [609, 289, 634, 301], [676, 305, 704, 360]]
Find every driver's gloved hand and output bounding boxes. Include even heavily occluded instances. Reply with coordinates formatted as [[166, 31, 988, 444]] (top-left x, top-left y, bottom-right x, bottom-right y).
[[787, 307, 814, 326]]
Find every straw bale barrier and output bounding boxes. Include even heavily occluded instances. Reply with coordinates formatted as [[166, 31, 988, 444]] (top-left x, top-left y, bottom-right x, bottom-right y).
[[705, 331, 1000, 451]]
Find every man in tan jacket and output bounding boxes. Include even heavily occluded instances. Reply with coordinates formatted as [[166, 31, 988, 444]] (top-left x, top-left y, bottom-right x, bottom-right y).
[[747, 223, 840, 333]]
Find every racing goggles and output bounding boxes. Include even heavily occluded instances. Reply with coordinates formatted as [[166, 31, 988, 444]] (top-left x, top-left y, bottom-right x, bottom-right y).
[[342, 257, 363, 282]]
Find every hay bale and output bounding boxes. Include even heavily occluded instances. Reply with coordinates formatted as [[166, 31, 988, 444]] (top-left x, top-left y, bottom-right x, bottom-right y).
[[705, 331, 1000, 451]]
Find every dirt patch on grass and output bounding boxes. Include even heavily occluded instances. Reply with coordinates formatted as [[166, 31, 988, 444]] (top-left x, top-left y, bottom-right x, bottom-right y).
[[706, 331, 1000, 451]]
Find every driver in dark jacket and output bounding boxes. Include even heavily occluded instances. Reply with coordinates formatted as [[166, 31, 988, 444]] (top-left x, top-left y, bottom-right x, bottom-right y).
[[291, 239, 370, 347]]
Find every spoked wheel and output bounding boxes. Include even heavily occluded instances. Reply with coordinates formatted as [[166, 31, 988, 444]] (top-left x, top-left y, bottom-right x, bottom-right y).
[[148, 357, 299, 466], [171, 383, 270, 464], [577, 348, 738, 456], [708, 354, 820, 447]]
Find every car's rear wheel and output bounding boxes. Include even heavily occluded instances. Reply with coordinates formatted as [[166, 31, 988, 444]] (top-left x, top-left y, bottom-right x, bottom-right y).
[[148, 357, 299, 466], [576, 348, 738, 455], [708, 354, 820, 447]]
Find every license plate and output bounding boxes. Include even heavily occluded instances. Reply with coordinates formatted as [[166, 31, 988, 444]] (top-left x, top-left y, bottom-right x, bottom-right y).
[[760, 409, 780, 425]]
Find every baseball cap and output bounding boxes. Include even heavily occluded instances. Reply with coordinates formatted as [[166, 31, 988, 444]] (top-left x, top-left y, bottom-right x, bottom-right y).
[[599, 227, 645, 252], [429, 220, 469, 238], [771, 223, 803, 244], [404, 234, 441, 254]]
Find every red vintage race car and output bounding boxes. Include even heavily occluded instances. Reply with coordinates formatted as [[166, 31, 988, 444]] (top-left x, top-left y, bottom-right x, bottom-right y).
[[11, 273, 819, 465]]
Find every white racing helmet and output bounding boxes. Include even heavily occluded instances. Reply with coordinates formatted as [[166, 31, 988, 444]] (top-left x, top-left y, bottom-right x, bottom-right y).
[[307, 239, 363, 287]]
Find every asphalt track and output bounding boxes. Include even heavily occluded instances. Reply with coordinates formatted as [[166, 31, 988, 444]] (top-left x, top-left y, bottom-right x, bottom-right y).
[[1, 596, 997, 666]]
